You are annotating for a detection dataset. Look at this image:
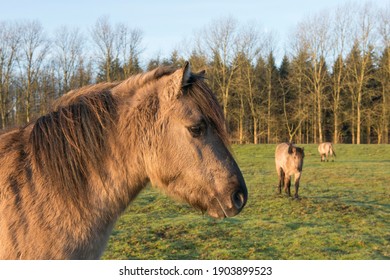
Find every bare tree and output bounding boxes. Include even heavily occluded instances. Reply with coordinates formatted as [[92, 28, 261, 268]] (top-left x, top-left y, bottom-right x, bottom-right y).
[[53, 26, 84, 94], [329, 3, 355, 143], [18, 20, 50, 123], [264, 51, 280, 143], [281, 81, 305, 143], [198, 16, 240, 118], [377, 5, 390, 143], [281, 50, 311, 143], [91, 16, 116, 82], [235, 24, 262, 144], [116, 23, 144, 77], [91, 16, 144, 82], [346, 3, 377, 144], [0, 21, 21, 128], [294, 10, 332, 143]]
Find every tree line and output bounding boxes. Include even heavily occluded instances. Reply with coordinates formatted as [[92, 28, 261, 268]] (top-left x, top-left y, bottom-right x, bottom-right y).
[[1, 2, 389, 144]]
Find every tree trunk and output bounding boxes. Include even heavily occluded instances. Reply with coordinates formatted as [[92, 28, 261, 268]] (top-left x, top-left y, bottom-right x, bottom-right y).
[[357, 86, 362, 145], [334, 113, 339, 144], [351, 98, 356, 144], [382, 81, 388, 144], [239, 94, 244, 144], [317, 88, 323, 143], [267, 85, 271, 144], [253, 117, 258, 144]]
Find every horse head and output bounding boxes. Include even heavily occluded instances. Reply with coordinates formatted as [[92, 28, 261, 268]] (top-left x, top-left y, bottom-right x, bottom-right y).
[[142, 63, 248, 218]]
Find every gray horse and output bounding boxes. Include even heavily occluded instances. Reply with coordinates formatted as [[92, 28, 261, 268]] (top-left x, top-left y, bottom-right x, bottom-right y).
[[318, 142, 336, 162], [275, 142, 304, 198]]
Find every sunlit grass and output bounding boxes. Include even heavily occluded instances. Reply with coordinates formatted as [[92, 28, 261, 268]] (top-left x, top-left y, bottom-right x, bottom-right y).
[[102, 144, 390, 260]]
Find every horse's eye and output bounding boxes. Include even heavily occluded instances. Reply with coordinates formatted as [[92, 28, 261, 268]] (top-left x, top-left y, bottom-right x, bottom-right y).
[[188, 121, 207, 138]]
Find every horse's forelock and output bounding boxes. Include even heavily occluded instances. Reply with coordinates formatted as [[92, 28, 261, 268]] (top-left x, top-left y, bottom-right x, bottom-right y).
[[295, 146, 305, 157], [153, 66, 177, 80], [184, 77, 230, 148]]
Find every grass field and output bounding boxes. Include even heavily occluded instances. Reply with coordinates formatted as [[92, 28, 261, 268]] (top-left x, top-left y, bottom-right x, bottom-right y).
[[102, 144, 390, 260]]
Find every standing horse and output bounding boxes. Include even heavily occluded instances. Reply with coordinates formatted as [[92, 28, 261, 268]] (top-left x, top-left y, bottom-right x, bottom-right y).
[[318, 142, 336, 162], [275, 142, 304, 199], [0, 62, 247, 259]]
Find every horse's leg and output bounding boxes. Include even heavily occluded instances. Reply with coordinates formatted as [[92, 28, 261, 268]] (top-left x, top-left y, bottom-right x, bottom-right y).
[[278, 168, 284, 194], [287, 178, 291, 197], [294, 173, 301, 199], [284, 175, 291, 197]]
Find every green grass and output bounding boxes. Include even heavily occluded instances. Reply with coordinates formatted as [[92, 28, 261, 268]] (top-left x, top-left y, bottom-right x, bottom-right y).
[[102, 144, 390, 260]]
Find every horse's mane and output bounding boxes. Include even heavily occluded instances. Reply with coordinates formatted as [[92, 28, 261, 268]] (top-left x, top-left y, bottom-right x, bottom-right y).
[[29, 65, 228, 201], [30, 89, 118, 201]]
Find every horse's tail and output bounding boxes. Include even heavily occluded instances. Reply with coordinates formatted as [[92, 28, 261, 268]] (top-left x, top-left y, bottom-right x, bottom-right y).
[[330, 144, 336, 157]]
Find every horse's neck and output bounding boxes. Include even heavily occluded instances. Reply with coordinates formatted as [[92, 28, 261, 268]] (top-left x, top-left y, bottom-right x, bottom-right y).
[[62, 147, 149, 259], [96, 132, 149, 213], [86, 94, 155, 218]]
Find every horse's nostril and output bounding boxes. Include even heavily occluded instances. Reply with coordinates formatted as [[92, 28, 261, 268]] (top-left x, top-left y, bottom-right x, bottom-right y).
[[232, 191, 245, 210]]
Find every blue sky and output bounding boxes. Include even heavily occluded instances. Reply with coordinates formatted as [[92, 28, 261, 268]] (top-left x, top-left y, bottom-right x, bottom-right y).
[[1, 0, 388, 63]]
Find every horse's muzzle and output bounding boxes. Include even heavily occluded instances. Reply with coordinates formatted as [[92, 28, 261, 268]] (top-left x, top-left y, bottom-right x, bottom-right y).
[[209, 161, 248, 219], [232, 190, 246, 211], [224, 179, 248, 217]]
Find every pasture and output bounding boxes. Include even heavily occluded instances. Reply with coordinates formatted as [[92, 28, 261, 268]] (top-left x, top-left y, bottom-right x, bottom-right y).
[[102, 144, 390, 260]]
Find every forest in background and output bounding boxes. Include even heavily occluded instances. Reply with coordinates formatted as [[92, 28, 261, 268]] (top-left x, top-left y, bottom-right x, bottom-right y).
[[1, 2, 389, 144]]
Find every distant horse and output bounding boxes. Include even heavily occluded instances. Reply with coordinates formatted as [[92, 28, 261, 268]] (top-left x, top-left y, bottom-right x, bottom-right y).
[[318, 142, 336, 162], [0, 62, 247, 259], [275, 142, 304, 199]]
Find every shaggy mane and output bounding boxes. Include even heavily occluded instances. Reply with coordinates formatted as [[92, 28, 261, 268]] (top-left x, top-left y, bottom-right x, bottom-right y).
[[30, 90, 117, 201]]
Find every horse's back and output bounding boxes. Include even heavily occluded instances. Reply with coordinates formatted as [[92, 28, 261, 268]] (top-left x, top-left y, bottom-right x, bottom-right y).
[[275, 143, 288, 160], [275, 142, 289, 153], [275, 143, 289, 170], [318, 143, 322, 153], [318, 142, 331, 153]]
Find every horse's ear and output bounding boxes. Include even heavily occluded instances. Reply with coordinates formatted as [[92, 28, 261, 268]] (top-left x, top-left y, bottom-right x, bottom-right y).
[[196, 69, 206, 78], [288, 143, 293, 154], [163, 61, 191, 100], [182, 61, 192, 85]]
